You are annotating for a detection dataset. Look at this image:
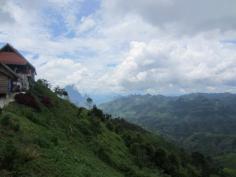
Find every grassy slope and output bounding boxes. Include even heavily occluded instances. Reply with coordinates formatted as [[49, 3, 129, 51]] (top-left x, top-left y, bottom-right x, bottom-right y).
[[0, 81, 222, 177]]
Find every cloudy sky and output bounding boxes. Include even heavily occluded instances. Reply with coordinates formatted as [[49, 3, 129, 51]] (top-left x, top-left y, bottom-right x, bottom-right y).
[[0, 0, 236, 95]]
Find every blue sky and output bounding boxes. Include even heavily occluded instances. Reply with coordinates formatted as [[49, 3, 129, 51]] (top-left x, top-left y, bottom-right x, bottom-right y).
[[0, 0, 236, 95]]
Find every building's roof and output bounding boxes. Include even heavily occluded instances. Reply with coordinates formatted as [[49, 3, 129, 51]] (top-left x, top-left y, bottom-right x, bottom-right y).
[[0, 43, 36, 72], [0, 52, 28, 65]]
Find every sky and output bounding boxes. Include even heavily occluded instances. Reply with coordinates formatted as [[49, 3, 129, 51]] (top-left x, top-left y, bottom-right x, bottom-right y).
[[0, 0, 236, 95]]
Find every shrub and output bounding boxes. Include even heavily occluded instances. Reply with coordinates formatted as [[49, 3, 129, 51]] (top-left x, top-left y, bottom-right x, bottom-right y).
[[0, 113, 20, 132], [0, 141, 18, 170], [129, 143, 150, 167], [76, 119, 93, 136], [168, 153, 180, 168], [33, 136, 51, 148], [154, 148, 168, 167], [91, 106, 104, 119], [15, 93, 40, 111], [37, 79, 51, 89], [19, 146, 40, 162], [24, 111, 41, 124], [0, 142, 40, 171], [106, 121, 114, 131], [95, 146, 113, 165], [0, 114, 10, 126], [41, 96, 53, 108], [90, 117, 102, 135], [51, 136, 59, 146]]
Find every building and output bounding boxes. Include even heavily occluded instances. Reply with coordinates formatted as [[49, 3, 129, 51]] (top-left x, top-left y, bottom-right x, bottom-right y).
[[0, 43, 36, 97]]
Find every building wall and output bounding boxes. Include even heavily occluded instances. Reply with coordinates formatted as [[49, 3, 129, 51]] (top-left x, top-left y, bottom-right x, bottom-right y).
[[18, 74, 29, 91], [0, 74, 9, 94]]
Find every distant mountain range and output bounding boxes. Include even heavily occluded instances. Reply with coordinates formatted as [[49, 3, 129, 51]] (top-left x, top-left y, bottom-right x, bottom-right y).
[[100, 93, 236, 176]]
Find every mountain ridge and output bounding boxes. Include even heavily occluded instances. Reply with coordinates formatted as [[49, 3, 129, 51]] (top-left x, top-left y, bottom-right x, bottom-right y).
[[100, 93, 236, 177]]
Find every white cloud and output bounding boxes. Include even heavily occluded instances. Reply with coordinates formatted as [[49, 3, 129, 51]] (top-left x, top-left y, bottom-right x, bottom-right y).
[[106, 33, 236, 94], [78, 16, 96, 33], [0, 0, 236, 95], [33, 56, 89, 87], [101, 0, 236, 34]]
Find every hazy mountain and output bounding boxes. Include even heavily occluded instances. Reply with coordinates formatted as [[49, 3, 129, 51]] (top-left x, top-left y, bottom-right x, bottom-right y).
[[100, 93, 236, 176], [65, 85, 85, 106], [65, 85, 119, 106]]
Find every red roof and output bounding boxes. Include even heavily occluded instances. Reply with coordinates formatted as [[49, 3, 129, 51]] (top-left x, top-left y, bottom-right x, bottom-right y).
[[0, 52, 27, 65]]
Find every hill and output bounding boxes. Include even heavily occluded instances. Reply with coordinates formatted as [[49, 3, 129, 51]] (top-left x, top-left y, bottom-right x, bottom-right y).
[[100, 93, 236, 153], [0, 81, 224, 177], [100, 93, 236, 176], [65, 85, 86, 106]]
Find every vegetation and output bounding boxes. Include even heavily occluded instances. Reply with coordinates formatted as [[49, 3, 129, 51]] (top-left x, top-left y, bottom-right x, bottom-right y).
[[100, 93, 236, 176], [0, 81, 224, 177]]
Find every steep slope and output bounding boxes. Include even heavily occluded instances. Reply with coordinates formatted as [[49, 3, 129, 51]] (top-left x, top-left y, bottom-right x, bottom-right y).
[[0, 81, 223, 177]]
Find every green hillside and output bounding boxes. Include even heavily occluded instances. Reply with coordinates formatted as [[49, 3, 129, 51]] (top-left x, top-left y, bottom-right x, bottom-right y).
[[100, 94, 236, 176], [100, 94, 236, 154], [0, 80, 224, 177]]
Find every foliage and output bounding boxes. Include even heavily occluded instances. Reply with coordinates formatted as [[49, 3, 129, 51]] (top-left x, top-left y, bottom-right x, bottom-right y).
[[40, 96, 53, 107], [101, 94, 236, 147], [0, 112, 20, 132], [86, 97, 93, 109], [14, 93, 40, 111], [54, 86, 68, 97], [0, 80, 225, 177], [101, 93, 236, 176]]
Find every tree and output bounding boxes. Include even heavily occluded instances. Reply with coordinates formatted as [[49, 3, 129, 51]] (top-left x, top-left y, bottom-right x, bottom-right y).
[[38, 79, 51, 89], [54, 86, 68, 97], [86, 97, 93, 109]]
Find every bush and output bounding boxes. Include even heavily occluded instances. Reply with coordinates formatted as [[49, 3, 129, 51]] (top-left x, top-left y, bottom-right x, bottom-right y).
[[90, 117, 102, 135], [154, 148, 168, 166], [77, 107, 86, 118], [0, 113, 20, 132], [24, 111, 41, 124], [15, 93, 40, 111], [19, 146, 40, 162], [91, 106, 104, 119], [37, 79, 51, 89], [0, 142, 40, 171], [95, 146, 113, 165], [0, 142, 18, 170], [106, 121, 115, 131], [33, 136, 51, 148], [51, 136, 59, 146], [76, 119, 93, 136], [41, 96, 53, 108]]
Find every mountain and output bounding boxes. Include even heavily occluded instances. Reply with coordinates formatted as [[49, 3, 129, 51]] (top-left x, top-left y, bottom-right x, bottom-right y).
[[65, 85, 119, 106], [0, 81, 224, 177], [65, 85, 86, 106], [100, 93, 236, 177]]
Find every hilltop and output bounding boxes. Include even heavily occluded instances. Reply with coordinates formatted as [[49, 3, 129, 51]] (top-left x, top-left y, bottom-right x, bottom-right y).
[[0, 81, 224, 177]]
